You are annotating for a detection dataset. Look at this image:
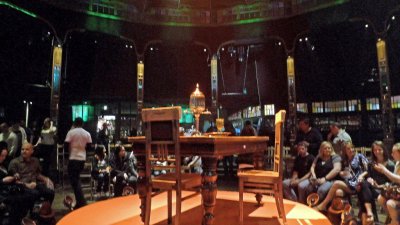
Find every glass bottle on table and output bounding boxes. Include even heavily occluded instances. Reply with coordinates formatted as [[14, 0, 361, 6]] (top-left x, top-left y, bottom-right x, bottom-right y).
[[216, 118, 224, 133]]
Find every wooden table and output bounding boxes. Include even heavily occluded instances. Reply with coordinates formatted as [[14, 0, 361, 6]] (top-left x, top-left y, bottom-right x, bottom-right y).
[[128, 136, 268, 225]]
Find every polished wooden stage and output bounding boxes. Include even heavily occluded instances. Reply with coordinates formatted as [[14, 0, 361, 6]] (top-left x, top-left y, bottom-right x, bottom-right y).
[[57, 190, 331, 225]]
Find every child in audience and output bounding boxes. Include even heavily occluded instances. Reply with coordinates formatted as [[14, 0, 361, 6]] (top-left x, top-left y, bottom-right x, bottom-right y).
[[92, 146, 110, 196]]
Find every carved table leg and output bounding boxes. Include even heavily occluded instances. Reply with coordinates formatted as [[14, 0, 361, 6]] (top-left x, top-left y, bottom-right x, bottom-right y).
[[253, 151, 265, 205], [201, 157, 218, 225], [136, 155, 147, 223]]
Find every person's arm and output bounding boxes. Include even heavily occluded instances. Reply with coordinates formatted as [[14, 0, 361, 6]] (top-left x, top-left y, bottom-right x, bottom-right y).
[[9, 135, 18, 157], [7, 160, 16, 176], [291, 171, 299, 180], [35, 136, 42, 147], [37, 173, 54, 189], [127, 153, 138, 177], [327, 132, 333, 142], [310, 159, 317, 179], [298, 172, 311, 182], [374, 163, 400, 184], [1, 176, 15, 184], [188, 156, 200, 167]]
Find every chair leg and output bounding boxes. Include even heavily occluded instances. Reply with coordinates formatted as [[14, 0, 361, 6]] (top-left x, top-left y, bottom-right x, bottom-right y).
[[175, 188, 182, 225], [168, 190, 172, 224], [144, 186, 152, 225], [276, 184, 287, 224], [239, 179, 244, 225]]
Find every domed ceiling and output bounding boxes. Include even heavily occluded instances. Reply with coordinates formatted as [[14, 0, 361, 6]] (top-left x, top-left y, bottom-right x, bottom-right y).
[[38, 0, 348, 26]]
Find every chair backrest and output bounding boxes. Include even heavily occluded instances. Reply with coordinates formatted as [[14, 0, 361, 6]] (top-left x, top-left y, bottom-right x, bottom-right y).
[[273, 110, 286, 178], [142, 106, 182, 179]]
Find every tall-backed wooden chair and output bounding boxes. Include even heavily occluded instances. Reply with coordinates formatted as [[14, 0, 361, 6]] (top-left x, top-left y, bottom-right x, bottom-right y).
[[238, 110, 287, 225], [142, 106, 202, 225]]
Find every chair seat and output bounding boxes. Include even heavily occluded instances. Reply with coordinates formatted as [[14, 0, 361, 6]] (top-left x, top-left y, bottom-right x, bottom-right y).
[[238, 169, 279, 183], [153, 173, 202, 190]]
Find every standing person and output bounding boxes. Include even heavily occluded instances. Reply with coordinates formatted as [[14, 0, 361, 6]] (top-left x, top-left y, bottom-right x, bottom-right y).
[[10, 119, 27, 158], [34, 117, 57, 177], [283, 141, 315, 201], [20, 119, 33, 143], [0, 122, 18, 159], [97, 123, 110, 151], [295, 117, 323, 157], [64, 117, 92, 209], [327, 122, 352, 155]]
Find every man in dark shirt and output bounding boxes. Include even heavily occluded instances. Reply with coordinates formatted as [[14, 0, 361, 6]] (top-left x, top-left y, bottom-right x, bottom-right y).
[[8, 142, 55, 204], [295, 117, 323, 157], [283, 141, 315, 201]]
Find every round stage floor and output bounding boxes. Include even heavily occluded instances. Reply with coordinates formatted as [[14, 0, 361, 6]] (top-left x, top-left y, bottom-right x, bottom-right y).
[[57, 190, 331, 225]]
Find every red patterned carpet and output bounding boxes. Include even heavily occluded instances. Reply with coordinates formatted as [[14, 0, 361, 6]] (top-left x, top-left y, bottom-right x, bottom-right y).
[[57, 191, 331, 225]]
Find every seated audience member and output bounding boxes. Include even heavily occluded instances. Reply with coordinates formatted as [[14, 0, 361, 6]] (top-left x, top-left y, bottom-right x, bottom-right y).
[[283, 141, 315, 201], [184, 156, 202, 174], [91, 146, 110, 195], [374, 142, 400, 225], [314, 142, 368, 211], [295, 117, 323, 157], [237, 120, 257, 166], [0, 142, 36, 224], [358, 141, 394, 224], [8, 142, 55, 204], [327, 122, 352, 155], [297, 141, 341, 204], [223, 120, 236, 176], [109, 145, 138, 196]]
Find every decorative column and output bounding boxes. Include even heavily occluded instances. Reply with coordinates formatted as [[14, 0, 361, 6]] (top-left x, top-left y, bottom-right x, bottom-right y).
[[211, 54, 218, 117], [286, 56, 297, 151], [376, 39, 394, 151], [50, 44, 62, 126], [137, 61, 144, 135]]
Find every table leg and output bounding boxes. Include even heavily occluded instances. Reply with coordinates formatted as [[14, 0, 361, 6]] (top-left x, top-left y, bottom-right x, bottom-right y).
[[136, 155, 147, 223], [253, 151, 265, 205], [201, 157, 218, 225]]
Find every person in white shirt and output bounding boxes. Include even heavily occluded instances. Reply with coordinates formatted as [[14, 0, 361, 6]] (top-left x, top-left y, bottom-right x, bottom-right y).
[[0, 122, 18, 159], [64, 117, 92, 209], [327, 122, 352, 155], [34, 117, 57, 176]]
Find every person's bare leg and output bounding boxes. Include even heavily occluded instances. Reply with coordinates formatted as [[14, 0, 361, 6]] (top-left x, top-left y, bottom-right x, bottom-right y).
[[315, 181, 350, 210]]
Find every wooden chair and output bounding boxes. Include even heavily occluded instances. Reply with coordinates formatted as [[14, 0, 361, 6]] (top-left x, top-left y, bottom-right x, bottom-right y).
[[238, 110, 287, 225], [142, 106, 202, 225]]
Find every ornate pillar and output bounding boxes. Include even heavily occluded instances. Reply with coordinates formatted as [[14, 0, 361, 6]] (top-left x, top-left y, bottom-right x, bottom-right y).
[[50, 44, 62, 126], [211, 54, 218, 117], [137, 61, 144, 135], [286, 56, 297, 151], [376, 39, 394, 151]]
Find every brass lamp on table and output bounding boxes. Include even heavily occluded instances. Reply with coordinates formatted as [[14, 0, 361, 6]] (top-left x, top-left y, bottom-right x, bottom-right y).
[[189, 83, 205, 135]]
